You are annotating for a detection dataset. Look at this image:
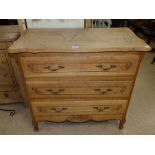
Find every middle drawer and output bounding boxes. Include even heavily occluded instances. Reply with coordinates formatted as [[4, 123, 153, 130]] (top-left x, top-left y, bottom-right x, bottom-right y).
[[26, 80, 133, 99]]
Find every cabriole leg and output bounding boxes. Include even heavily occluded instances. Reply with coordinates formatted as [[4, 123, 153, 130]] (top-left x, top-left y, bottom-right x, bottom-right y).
[[119, 118, 126, 129], [32, 119, 39, 131]]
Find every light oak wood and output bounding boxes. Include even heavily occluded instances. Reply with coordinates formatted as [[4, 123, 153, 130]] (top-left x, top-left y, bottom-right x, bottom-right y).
[[8, 28, 151, 131], [0, 25, 19, 33], [35, 114, 123, 123], [0, 90, 21, 104], [32, 99, 127, 115], [0, 33, 19, 42], [0, 42, 12, 50], [0, 52, 13, 85], [0, 83, 21, 104], [84, 19, 92, 28], [17, 19, 25, 35], [25, 74, 134, 81], [0, 25, 22, 104], [10, 57, 26, 104], [8, 28, 151, 53], [27, 81, 133, 99], [20, 53, 139, 78]]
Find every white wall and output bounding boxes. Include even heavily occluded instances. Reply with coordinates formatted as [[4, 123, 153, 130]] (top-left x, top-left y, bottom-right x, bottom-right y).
[[26, 19, 84, 29]]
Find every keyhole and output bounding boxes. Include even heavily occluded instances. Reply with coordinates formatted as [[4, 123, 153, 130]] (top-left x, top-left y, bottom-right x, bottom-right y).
[[4, 92, 8, 97]]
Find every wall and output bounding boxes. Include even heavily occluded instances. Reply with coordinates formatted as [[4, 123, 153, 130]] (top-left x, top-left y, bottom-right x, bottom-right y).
[[26, 19, 84, 29]]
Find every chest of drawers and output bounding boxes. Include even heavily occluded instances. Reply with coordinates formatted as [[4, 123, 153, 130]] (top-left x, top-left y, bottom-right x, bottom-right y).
[[8, 28, 151, 131]]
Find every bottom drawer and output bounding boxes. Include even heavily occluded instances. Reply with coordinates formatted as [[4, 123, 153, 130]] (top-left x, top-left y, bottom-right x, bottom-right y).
[[35, 114, 123, 123], [0, 91, 22, 104], [32, 99, 128, 115]]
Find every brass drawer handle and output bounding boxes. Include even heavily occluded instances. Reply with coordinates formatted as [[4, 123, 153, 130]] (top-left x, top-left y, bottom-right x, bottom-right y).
[[44, 65, 64, 72], [50, 107, 67, 113], [96, 64, 116, 71], [93, 106, 110, 112], [37, 107, 67, 113], [46, 88, 65, 95], [125, 62, 132, 70], [94, 88, 112, 94]]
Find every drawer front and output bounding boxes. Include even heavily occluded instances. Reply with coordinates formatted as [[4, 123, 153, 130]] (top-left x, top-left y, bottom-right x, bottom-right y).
[[32, 99, 127, 115], [0, 90, 22, 104], [27, 81, 133, 98], [20, 53, 139, 78], [0, 53, 13, 85]]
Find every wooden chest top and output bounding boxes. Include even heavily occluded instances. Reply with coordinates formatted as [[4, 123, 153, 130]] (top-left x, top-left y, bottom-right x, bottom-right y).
[[8, 28, 151, 53]]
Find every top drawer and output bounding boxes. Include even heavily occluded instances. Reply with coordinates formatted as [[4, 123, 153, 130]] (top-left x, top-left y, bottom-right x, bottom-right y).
[[20, 53, 140, 78]]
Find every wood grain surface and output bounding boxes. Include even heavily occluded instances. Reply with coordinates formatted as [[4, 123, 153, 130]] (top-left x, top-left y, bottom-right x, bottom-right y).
[[8, 28, 151, 53]]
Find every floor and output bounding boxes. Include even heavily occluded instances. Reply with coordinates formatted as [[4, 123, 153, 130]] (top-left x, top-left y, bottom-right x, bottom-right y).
[[0, 52, 155, 135]]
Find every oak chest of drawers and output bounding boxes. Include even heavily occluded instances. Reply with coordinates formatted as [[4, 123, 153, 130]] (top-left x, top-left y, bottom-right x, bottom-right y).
[[8, 28, 151, 131]]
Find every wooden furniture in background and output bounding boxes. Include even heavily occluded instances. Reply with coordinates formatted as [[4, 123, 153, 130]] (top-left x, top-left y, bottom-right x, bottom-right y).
[[84, 19, 92, 28], [0, 25, 22, 104], [126, 19, 155, 64], [84, 19, 124, 28], [8, 28, 151, 131], [17, 19, 26, 35]]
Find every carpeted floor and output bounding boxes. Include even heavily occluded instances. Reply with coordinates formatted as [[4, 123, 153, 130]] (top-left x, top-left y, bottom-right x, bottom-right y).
[[0, 52, 155, 135]]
